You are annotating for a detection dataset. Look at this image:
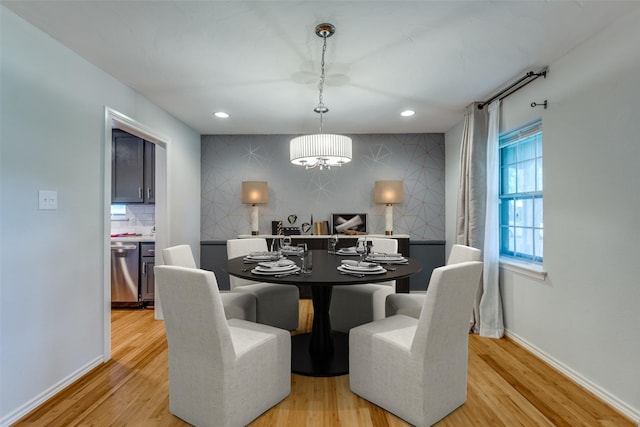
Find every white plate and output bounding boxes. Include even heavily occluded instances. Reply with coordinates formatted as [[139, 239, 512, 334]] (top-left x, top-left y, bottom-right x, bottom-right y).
[[254, 264, 298, 273], [341, 260, 380, 269], [337, 248, 359, 256], [366, 255, 407, 263], [337, 265, 387, 275], [341, 264, 385, 272], [244, 254, 279, 261], [252, 266, 301, 275]]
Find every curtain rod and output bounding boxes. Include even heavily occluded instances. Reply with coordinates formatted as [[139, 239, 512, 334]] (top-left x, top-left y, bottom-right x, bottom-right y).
[[477, 68, 548, 110]]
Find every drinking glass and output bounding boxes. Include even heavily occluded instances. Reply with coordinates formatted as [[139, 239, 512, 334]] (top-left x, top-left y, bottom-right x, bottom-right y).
[[270, 237, 282, 259], [327, 235, 338, 254], [297, 243, 312, 274], [355, 239, 367, 263]]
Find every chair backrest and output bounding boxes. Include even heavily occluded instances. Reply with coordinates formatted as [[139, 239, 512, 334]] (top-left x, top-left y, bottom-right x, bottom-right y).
[[163, 244, 197, 268], [363, 237, 398, 255], [155, 265, 235, 367], [411, 261, 483, 363], [359, 237, 398, 289], [447, 244, 481, 265], [226, 238, 268, 289]]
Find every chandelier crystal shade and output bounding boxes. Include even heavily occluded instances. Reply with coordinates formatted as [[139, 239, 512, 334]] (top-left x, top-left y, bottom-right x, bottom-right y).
[[290, 23, 352, 170]]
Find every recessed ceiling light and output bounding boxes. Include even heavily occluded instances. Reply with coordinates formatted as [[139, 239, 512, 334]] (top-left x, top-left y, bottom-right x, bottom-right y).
[[214, 111, 229, 118], [400, 110, 415, 117]]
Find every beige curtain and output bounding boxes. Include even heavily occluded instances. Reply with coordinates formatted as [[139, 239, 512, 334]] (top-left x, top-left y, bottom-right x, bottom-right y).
[[455, 103, 488, 333], [480, 101, 505, 338]]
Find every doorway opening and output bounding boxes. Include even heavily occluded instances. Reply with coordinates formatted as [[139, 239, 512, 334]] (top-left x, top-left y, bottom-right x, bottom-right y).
[[103, 107, 169, 361]]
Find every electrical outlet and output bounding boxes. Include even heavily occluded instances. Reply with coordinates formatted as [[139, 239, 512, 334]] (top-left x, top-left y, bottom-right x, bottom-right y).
[[38, 190, 58, 210]]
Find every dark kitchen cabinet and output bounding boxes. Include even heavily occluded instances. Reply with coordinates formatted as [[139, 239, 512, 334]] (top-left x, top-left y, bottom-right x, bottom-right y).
[[140, 242, 155, 304], [143, 140, 155, 203], [112, 129, 155, 204]]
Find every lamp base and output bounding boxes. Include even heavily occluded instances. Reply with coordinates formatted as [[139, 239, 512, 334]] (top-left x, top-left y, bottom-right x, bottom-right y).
[[251, 231, 259, 236], [384, 204, 394, 237]]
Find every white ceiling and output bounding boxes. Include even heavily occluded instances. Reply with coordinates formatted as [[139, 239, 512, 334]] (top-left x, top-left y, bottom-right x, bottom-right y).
[[4, 1, 639, 135]]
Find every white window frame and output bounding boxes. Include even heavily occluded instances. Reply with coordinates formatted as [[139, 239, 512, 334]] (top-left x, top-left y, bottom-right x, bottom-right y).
[[499, 118, 543, 264]]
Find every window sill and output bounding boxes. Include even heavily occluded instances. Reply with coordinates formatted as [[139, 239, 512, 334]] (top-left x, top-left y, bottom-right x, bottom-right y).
[[499, 258, 547, 280]]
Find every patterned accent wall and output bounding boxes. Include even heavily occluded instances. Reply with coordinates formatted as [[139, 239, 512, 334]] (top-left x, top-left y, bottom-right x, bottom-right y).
[[201, 134, 445, 240]]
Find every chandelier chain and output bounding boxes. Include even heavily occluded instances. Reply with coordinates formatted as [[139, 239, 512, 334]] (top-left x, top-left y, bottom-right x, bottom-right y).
[[317, 33, 328, 133], [290, 23, 351, 171]]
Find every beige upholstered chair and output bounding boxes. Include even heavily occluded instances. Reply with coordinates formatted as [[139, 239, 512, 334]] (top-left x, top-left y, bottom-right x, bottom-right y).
[[227, 238, 299, 330], [329, 237, 398, 332], [155, 265, 290, 427], [162, 244, 257, 322], [349, 261, 483, 427], [385, 244, 481, 318]]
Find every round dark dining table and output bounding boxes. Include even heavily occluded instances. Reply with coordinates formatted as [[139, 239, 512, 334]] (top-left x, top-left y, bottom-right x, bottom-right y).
[[225, 249, 422, 377]]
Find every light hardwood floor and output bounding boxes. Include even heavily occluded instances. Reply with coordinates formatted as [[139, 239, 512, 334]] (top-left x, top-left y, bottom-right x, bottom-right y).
[[14, 300, 633, 426]]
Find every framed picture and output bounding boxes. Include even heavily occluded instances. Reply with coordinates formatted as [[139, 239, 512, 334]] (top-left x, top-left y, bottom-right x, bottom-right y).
[[331, 213, 367, 235]]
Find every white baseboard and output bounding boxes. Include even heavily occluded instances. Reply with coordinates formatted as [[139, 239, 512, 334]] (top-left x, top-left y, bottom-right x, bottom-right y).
[[505, 329, 640, 425], [0, 356, 104, 427]]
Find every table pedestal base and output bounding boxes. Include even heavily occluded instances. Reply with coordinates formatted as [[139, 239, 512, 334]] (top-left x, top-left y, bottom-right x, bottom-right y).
[[291, 332, 349, 377]]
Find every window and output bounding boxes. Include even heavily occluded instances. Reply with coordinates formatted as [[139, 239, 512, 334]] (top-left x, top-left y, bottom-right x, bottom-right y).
[[499, 119, 543, 263], [111, 204, 127, 217]]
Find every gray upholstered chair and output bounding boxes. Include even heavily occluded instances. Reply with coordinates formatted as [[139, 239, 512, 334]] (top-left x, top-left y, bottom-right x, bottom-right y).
[[162, 244, 256, 322], [349, 261, 483, 427], [227, 238, 299, 330], [154, 265, 290, 427], [329, 237, 398, 332], [385, 244, 481, 318]]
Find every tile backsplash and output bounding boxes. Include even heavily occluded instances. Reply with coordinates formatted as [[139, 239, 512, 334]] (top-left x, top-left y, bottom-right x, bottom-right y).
[[110, 204, 155, 235]]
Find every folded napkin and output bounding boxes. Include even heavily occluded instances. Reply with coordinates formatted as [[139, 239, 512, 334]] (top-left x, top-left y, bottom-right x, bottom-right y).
[[258, 259, 295, 268], [342, 260, 378, 268], [282, 246, 304, 255], [369, 252, 402, 257], [365, 255, 408, 264], [249, 251, 276, 257], [338, 247, 357, 253]]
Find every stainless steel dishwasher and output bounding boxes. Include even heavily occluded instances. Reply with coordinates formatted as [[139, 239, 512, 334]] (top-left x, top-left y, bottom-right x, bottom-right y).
[[111, 241, 140, 305]]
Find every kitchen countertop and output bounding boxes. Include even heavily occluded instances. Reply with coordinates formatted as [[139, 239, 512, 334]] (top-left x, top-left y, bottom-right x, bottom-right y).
[[110, 235, 155, 243], [237, 234, 410, 239]]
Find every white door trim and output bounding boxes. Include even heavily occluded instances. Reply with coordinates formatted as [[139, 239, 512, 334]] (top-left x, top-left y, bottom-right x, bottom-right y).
[[103, 106, 170, 361]]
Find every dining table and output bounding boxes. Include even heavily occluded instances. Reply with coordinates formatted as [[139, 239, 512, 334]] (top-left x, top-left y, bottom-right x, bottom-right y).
[[225, 249, 422, 377]]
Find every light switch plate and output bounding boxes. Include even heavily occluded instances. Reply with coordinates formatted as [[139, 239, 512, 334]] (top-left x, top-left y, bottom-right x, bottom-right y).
[[38, 190, 58, 210]]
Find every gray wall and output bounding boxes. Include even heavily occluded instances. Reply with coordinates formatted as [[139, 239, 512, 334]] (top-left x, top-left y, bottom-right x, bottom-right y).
[[201, 133, 444, 240], [1, 7, 201, 424], [445, 7, 640, 420]]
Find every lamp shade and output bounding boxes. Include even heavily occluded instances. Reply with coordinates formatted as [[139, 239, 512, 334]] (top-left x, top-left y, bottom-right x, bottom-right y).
[[242, 181, 268, 204], [290, 134, 352, 169], [374, 181, 403, 204]]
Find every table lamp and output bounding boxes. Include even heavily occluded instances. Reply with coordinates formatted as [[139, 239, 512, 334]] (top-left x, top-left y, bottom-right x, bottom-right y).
[[374, 180, 403, 235], [242, 181, 268, 235]]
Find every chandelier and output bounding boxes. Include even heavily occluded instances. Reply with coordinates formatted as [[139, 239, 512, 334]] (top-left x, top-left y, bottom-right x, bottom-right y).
[[290, 23, 352, 170]]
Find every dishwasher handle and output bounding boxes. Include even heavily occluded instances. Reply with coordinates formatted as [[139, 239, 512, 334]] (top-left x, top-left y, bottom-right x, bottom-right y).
[[111, 244, 138, 253]]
